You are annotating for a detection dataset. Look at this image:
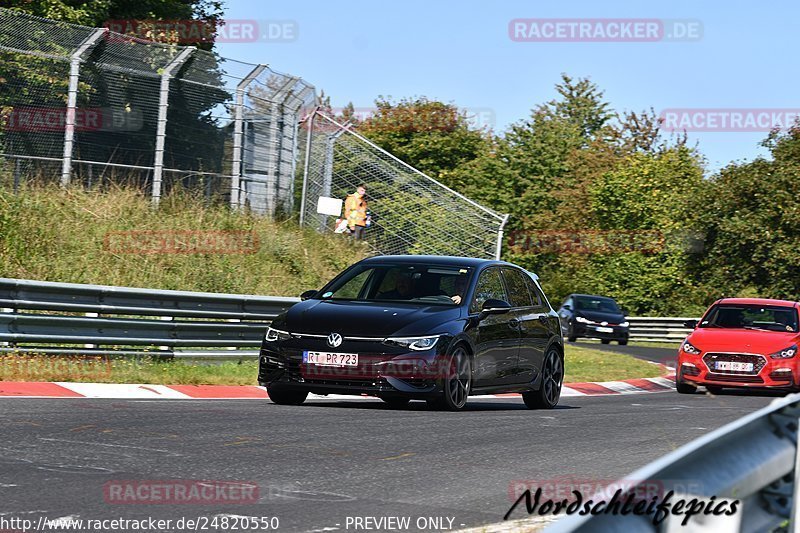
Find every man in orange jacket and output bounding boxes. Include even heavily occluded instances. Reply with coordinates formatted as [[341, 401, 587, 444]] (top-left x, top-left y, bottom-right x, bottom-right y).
[[344, 184, 368, 240]]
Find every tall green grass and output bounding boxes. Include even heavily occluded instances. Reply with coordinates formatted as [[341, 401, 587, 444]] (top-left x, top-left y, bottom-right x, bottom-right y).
[[0, 184, 366, 295]]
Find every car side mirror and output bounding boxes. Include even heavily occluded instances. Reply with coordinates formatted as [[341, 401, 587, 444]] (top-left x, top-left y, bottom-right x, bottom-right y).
[[562, 304, 572, 311], [300, 290, 317, 301], [481, 299, 512, 315], [683, 319, 698, 329]]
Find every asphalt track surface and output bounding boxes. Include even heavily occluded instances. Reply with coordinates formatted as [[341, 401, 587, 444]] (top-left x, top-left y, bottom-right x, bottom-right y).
[[0, 389, 781, 532], [573, 341, 679, 366]]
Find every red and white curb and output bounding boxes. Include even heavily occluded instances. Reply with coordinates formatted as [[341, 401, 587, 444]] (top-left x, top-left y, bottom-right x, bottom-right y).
[[0, 375, 675, 400]]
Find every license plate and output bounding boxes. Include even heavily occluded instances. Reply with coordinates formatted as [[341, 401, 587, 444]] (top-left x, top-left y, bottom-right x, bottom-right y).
[[303, 351, 358, 366], [596, 327, 613, 333], [715, 361, 753, 372]]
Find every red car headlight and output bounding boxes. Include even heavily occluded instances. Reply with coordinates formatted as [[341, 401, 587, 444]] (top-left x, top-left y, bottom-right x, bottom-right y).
[[769, 344, 797, 359], [682, 340, 701, 355]]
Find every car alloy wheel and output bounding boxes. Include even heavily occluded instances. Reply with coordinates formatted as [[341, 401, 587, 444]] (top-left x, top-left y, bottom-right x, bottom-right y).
[[523, 348, 563, 409], [428, 345, 471, 411]]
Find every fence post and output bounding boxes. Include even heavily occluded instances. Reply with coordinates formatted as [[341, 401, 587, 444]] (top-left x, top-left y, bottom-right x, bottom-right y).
[[298, 107, 319, 226], [319, 125, 348, 230], [495, 214, 510, 260], [231, 64, 266, 210], [151, 47, 195, 207], [287, 86, 314, 215], [61, 28, 107, 187]]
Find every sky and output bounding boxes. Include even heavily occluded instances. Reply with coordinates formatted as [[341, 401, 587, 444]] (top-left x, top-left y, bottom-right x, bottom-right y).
[[215, 0, 799, 174]]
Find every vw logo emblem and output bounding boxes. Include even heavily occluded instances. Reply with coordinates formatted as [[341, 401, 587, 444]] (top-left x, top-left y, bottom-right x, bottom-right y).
[[327, 332, 343, 348]]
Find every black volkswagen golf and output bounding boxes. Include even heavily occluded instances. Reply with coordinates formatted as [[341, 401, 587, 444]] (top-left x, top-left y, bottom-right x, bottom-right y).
[[258, 255, 564, 411]]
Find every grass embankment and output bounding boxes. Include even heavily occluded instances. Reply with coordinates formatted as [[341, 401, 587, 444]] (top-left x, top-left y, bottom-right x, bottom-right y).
[[0, 345, 664, 385], [0, 184, 663, 385], [0, 184, 365, 294], [564, 345, 663, 382]]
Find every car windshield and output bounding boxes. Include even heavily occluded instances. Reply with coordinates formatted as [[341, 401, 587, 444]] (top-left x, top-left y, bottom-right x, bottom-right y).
[[318, 264, 473, 305], [700, 304, 799, 332], [575, 296, 621, 314]]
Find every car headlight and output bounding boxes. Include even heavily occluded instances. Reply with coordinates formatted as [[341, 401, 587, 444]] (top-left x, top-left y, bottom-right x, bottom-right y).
[[383, 335, 440, 351], [682, 340, 701, 355], [265, 327, 291, 342], [620, 321, 629, 328], [770, 344, 797, 359], [575, 316, 591, 324]]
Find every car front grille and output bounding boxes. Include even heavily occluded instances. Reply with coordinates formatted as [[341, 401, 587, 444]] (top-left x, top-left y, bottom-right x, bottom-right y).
[[702, 353, 767, 375], [705, 373, 764, 383]]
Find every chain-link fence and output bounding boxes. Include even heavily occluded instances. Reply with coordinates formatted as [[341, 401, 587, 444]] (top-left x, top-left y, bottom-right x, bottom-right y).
[[0, 7, 508, 258], [298, 111, 509, 259], [0, 7, 315, 217]]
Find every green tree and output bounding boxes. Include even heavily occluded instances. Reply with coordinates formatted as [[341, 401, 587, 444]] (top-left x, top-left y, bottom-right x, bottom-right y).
[[689, 125, 800, 300], [356, 97, 490, 181], [3, 0, 225, 39]]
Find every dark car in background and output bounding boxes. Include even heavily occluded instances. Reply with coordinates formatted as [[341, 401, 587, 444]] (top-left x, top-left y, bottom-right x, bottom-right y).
[[258, 255, 564, 411], [558, 294, 629, 345]]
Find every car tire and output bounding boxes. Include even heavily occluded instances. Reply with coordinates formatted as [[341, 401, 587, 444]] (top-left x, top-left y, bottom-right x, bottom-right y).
[[266, 386, 308, 405], [567, 324, 577, 343], [618, 339, 628, 346], [601, 339, 611, 344], [380, 396, 411, 408], [676, 381, 697, 394], [522, 347, 564, 409], [706, 386, 724, 395], [427, 345, 471, 411]]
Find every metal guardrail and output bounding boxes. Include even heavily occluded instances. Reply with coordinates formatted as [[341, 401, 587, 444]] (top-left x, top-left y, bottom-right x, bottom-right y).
[[546, 393, 800, 532], [627, 317, 696, 344], [0, 278, 299, 357], [1, 277, 697, 357]]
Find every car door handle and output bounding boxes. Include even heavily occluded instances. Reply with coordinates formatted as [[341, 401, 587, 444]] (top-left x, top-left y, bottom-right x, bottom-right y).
[[508, 318, 520, 329]]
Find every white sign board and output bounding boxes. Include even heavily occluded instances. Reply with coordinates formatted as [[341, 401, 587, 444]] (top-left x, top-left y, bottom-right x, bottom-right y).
[[316, 196, 343, 217]]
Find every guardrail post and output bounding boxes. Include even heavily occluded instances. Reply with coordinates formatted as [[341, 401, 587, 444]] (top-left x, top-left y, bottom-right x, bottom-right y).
[[230, 64, 266, 210], [158, 316, 172, 352], [61, 28, 107, 186], [84, 312, 98, 348], [152, 47, 195, 207], [0, 307, 10, 347]]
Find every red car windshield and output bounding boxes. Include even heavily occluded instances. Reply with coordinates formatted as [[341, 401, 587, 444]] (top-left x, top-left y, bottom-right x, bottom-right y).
[[699, 304, 799, 332]]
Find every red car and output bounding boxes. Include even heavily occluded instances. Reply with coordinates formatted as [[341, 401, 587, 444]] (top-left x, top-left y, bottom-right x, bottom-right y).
[[676, 298, 800, 394]]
